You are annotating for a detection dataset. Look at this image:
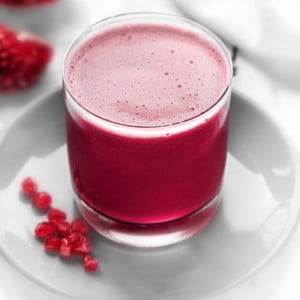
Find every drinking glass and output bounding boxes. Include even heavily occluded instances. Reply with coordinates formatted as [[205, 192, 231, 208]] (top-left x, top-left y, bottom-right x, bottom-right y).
[[63, 13, 232, 247]]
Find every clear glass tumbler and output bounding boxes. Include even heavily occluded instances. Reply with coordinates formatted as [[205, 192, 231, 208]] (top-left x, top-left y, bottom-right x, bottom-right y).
[[63, 13, 232, 247]]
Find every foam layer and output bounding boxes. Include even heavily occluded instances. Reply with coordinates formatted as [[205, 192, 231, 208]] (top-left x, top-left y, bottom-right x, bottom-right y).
[[67, 23, 229, 127]]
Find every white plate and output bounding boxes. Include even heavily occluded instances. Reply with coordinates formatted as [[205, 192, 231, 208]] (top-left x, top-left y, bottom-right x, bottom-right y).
[[0, 89, 300, 300]]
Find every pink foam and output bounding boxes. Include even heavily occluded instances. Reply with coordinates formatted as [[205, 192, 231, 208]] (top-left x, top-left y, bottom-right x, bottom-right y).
[[67, 23, 229, 127]]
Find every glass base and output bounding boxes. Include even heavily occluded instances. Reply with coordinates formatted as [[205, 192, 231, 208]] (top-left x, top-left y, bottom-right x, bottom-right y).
[[74, 192, 221, 247]]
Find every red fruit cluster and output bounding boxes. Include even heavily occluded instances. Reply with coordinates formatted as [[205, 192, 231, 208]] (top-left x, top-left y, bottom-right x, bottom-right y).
[[0, 23, 52, 91], [0, 0, 58, 6], [21, 177, 99, 272]]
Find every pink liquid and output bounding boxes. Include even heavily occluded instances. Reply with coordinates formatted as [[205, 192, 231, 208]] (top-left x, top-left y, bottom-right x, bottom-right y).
[[65, 23, 231, 224]]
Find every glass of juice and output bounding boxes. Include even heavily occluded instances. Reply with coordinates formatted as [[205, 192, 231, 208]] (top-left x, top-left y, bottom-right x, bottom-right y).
[[63, 13, 232, 247]]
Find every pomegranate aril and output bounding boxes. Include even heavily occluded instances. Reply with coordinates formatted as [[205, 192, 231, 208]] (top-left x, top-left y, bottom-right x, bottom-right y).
[[34, 222, 55, 238], [83, 255, 99, 272], [67, 232, 83, 248], [47, 208, 67, 223], [72, 236, 92, 256], [71, 218, 89, 234], [55, 221, 70, 237], [59, 237, 72, 258], [44, 236, 61, 251], [32, 192, 52, 209], [21, 177, 37, 196]]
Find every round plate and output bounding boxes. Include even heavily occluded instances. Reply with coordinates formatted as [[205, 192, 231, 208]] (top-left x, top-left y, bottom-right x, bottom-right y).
[[0, 89, 300, 300]]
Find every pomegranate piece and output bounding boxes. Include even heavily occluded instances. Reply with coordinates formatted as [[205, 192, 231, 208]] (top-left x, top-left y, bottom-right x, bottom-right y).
[[21, 177, 37, 196], [34, 222, 56, 237], [47, 208, 67, 223], [0, 23, 52, 91], [32, 192, 52, 209], [83, 255, 99, 272], [0, 0, 58, 6]]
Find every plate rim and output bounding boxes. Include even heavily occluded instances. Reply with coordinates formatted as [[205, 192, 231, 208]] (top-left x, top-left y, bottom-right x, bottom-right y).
[[0, 87, 300, 300]]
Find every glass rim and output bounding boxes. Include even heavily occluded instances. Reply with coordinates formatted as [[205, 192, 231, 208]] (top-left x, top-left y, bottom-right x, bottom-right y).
[[63, 12, 233, 130]]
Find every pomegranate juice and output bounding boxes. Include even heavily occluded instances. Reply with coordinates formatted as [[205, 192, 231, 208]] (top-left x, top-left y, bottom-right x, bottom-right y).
[[64, 18, 231, 225]]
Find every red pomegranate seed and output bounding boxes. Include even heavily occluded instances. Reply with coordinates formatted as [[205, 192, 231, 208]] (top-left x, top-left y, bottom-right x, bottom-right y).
[[32, 192, 52, 209], [59, 237, 72, 258], [34, 222, 56, 238], [55, 221, 70, 237], [44, 236, 61, 251], [47, 208, 67, 223], [72, 236, 92, 256], [21, 177, 37, 196], [83, 255, 98, 272], [20, 177, 100, 271], [67, 232, 83, 248], [71, 218, 89, 234]]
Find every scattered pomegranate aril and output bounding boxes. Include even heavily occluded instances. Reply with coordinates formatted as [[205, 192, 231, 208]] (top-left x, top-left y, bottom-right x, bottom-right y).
[[83, 255, 99, 272], [32, 191, 52, 209], [47, 208, 67, 223], [44, 236, 61, 252], [67, 232, 83, 248], [34, 222, 56, 238], [72, 236, 92, 256], [71, 218, 89, 234], [55, 221, 70, 237], [59, 238, 72, 258], [21, 177, 37, 196]]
